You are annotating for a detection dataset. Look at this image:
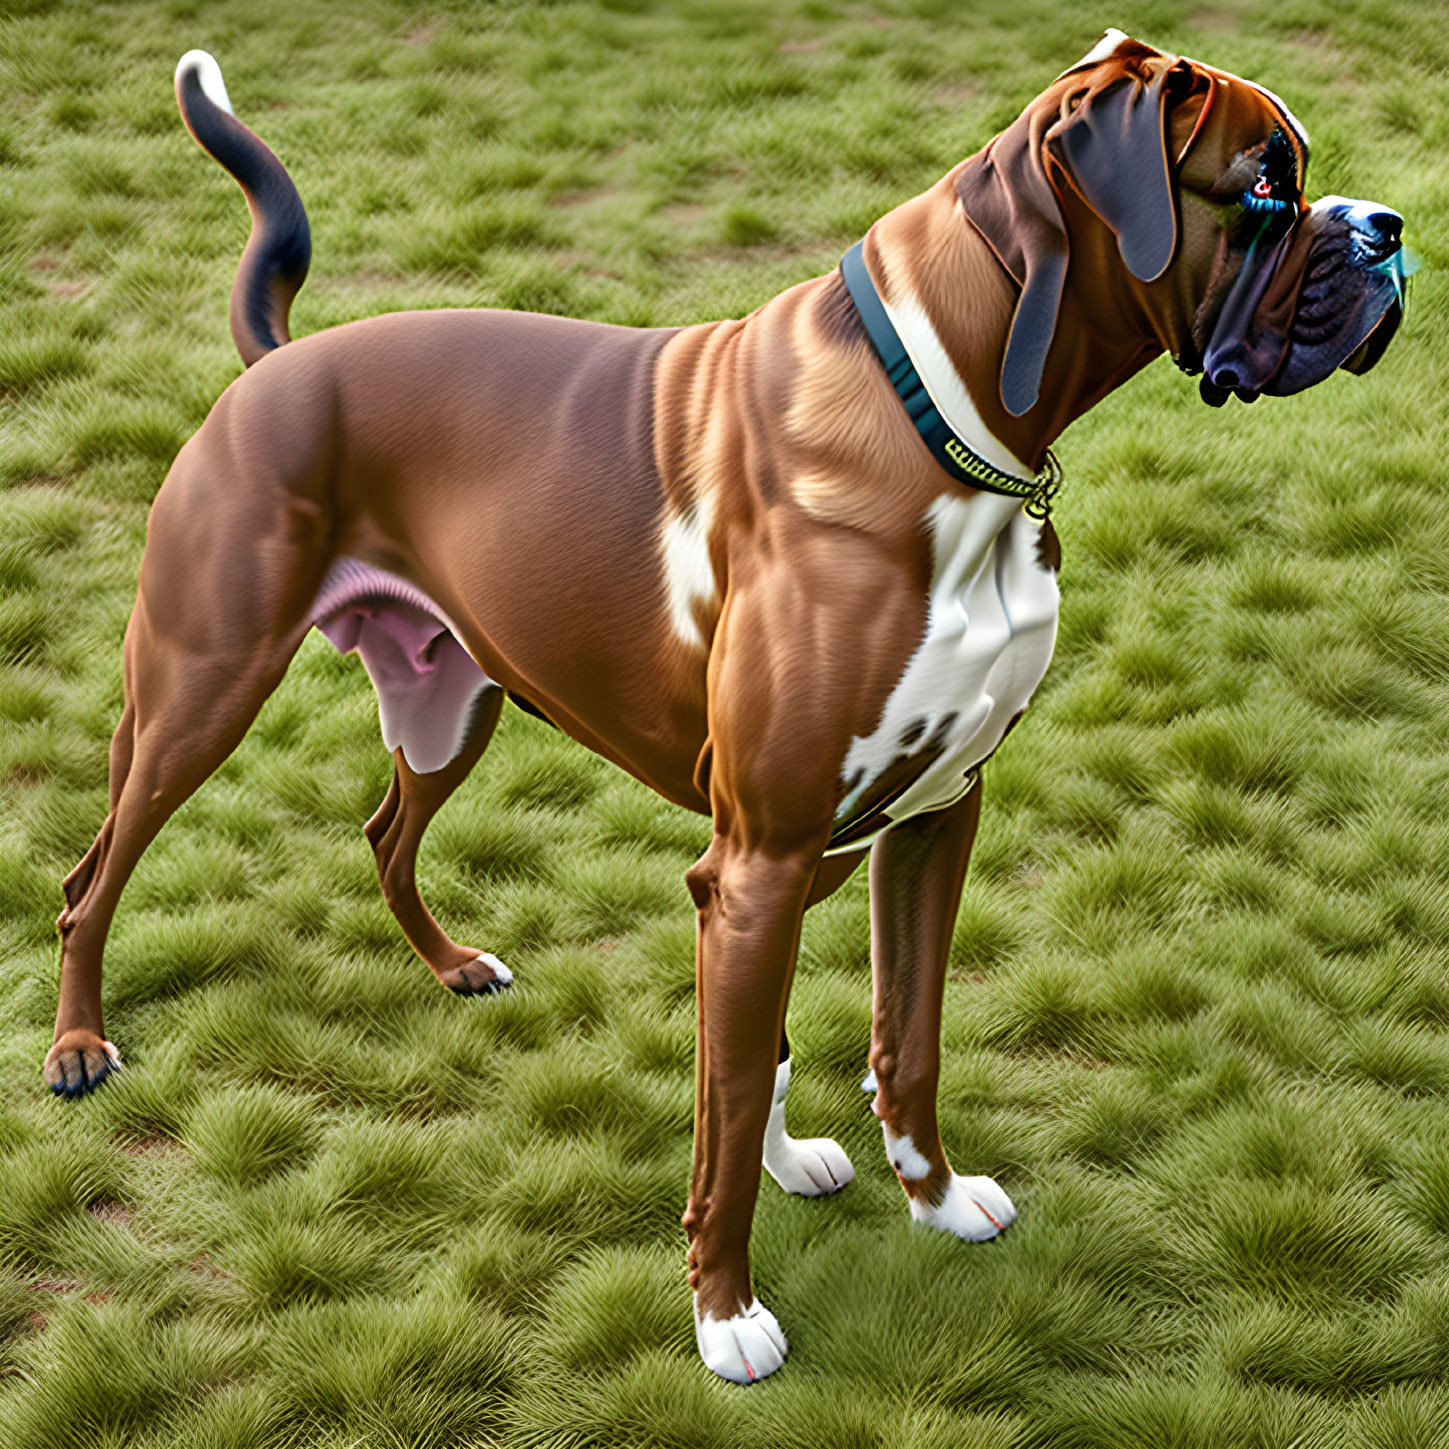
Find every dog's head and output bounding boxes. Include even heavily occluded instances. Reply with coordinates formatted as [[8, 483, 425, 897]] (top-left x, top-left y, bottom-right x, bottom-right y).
[[957, 29, 1408, 416]]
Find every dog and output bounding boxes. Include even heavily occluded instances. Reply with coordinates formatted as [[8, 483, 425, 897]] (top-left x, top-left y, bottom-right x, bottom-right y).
[[42, 29, 1407, 1383]]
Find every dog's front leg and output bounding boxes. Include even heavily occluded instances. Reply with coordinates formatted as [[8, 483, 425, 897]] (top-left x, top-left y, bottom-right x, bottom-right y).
[[684, 833, 820, 1383], [867, 780, 1016, 1239]]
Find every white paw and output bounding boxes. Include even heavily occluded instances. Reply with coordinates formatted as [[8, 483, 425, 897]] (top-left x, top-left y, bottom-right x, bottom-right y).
[[762, 1058, 854, 1196], [694, 1296, 788, 1384], [764, 1132, 855, 1197], [453, 953, 512, 999], [478, 953, 512, 986], [910, 1173, 1016, 1241]]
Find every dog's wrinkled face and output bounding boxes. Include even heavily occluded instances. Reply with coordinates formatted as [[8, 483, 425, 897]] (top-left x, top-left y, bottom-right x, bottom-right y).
[[1172, 63, 1408, 404], [1189, 179, 1407, 402], [957, 29, 1408, 415]]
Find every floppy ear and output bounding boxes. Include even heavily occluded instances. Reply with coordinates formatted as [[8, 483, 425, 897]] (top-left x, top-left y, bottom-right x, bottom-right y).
[[957, 57, 1201, 416], [1050, 60, 1200, 285], [956, 102, 1068, 418]]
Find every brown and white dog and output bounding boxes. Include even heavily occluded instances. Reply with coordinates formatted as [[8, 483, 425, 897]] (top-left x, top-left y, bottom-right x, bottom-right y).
[[44, 31, 1405, 1382]]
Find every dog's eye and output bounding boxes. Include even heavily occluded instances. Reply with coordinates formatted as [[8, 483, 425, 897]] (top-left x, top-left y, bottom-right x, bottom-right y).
[[1257, 125, 1299, 193], [1229, 125, 1301, 246]]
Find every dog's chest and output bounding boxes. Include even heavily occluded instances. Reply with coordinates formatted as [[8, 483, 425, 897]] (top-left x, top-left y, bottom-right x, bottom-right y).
[[827, 493, 1059, 852]]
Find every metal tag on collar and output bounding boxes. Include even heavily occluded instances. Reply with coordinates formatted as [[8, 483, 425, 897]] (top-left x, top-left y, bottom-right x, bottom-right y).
[[1024, 450, 1061, 521]]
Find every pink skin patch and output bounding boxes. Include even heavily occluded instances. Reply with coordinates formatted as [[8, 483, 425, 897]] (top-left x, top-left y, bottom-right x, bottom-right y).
[[311, 559, 494, 774]]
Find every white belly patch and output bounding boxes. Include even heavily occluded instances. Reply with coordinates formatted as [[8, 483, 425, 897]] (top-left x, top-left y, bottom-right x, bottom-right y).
[[827, 493, 1059, 853]]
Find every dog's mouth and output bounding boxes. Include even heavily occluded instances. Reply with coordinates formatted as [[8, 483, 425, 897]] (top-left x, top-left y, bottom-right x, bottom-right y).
[[1192, 196, 1409, 406], [1338, 290, 1404, 376]]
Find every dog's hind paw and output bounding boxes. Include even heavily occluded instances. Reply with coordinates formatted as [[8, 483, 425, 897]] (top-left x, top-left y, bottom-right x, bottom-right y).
[[694, 1296, 788, 1384], [761, 1057, 853, 1197], [443, 953, 513, 998], [910, 1172, 1016, 1241], [43, 1031, 122, 1098], [764, 1132, 854, 1197]]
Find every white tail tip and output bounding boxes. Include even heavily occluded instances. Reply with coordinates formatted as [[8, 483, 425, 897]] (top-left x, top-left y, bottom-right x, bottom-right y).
[[176, 49, 233, 116]]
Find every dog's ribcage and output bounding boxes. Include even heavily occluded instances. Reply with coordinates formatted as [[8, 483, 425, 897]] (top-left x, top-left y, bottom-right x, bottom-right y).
[[828, 491, 1059, 851]]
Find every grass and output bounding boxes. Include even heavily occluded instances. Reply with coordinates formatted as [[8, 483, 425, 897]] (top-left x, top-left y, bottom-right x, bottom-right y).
[[1, 0, 1448, 1444]]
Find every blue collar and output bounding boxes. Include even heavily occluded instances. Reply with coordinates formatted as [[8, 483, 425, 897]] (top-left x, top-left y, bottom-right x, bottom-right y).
[[839, 240, 1058, 518]]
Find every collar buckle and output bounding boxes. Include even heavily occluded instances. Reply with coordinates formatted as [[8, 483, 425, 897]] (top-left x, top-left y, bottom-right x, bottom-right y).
[[1024, 450, 1061, 521]]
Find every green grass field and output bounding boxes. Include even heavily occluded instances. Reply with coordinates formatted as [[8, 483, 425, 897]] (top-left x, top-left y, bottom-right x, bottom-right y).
[[3, 0, 1448, 1443]]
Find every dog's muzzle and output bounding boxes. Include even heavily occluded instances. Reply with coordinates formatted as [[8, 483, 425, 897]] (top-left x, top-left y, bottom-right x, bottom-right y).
[[1202, 196, 1408, 399]]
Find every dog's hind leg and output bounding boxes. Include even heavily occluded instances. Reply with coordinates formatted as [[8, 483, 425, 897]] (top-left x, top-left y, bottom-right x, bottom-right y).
[[363, 685, 513, 997], [44, 440, 325, 1096]]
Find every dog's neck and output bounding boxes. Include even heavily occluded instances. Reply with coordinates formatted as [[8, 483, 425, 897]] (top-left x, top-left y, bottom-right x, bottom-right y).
[[869, 173, 1166, 472]]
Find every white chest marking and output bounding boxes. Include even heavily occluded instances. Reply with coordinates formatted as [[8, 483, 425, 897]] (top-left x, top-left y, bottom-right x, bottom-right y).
[[830, 493, 1059, 851], [659, 493, 717, 649]]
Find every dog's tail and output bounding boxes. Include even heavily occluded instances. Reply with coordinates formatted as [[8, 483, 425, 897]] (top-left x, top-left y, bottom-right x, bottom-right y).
[[174, 50, 310, 368]]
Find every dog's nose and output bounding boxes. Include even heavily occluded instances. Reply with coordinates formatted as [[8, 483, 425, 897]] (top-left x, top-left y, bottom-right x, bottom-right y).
[[1364, 210, 1402, 247]]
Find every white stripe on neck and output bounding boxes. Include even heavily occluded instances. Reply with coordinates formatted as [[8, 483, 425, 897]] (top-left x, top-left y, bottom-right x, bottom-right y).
[[877, 288, 1034, 484]]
